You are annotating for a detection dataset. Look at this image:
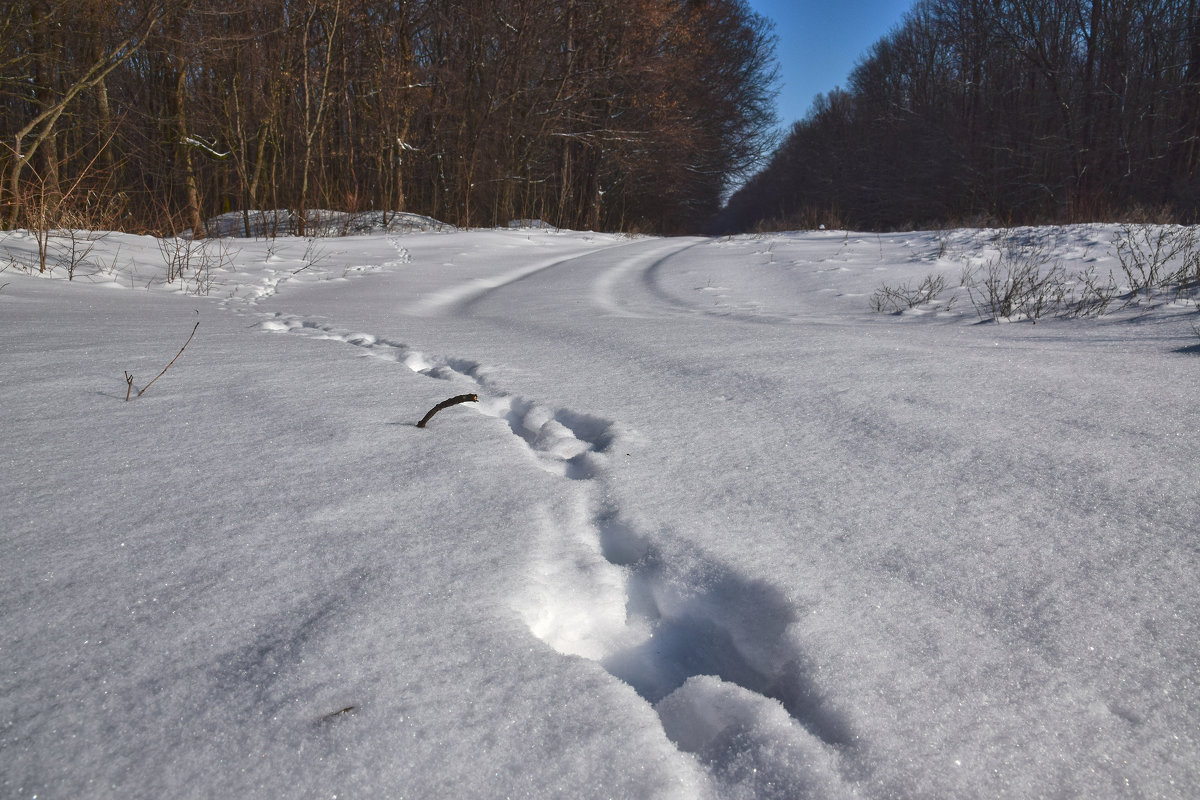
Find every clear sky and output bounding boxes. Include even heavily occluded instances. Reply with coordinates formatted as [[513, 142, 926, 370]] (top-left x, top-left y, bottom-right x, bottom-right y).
[[745, 0, 916, 128]]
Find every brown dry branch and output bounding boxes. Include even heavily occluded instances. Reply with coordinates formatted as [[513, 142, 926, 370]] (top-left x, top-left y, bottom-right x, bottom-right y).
[[129, 319, 200, 400], [417, 393, 478, 428]]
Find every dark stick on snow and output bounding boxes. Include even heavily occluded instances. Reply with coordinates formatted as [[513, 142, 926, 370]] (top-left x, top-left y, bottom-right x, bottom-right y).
[[417, 393, 478, 428], [136, 320, 199, 398]]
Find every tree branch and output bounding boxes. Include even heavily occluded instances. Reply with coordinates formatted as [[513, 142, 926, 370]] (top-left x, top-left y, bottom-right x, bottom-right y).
[[417, 394, 478, 428]]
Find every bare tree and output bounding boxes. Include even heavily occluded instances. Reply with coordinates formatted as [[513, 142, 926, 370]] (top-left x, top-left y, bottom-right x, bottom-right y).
[[2, 1, 169, 228]]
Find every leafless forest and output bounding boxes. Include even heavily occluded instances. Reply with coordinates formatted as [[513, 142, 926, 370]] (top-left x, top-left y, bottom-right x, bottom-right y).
[[721, 0, 1200, 232], [1, 0, 777, 236]]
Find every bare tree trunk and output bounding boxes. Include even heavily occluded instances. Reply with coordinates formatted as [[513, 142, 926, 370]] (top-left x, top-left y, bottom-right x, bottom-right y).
[[2, 3, 165, 227], [175, 67, 206, 238], [296, 0, 341, 236]]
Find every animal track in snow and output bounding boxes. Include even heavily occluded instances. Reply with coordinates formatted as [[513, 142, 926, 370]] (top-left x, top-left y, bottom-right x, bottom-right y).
[[221, 235, 413, 307], [254, 313, 484, 385], [524, 502, 855, 732], [253, 313, 614, 482], [254, 310, 854, 791]]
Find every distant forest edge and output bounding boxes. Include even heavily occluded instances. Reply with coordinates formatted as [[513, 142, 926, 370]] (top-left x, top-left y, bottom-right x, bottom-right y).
[[1, 0, 776, 237], [720, 0, 1200, 233]]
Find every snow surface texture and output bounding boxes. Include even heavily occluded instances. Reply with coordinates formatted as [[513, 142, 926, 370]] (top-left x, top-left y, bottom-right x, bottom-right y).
[[2, 224, 1198, 799]]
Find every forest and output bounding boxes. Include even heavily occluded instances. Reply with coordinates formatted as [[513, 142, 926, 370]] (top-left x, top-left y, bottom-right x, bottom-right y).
[[1, 0, 777, 236], [720, 0, 1200, 232]]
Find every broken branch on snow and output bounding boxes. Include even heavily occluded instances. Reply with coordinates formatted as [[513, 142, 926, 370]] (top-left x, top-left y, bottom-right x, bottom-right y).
[[417, 393, 478, 428]]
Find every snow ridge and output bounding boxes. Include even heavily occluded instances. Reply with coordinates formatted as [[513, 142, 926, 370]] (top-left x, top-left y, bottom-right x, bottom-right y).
[[256, 310, 855, 794]]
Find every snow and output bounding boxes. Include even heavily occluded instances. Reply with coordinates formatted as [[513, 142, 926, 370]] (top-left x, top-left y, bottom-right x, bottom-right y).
[[2, 223, 1198, 798]]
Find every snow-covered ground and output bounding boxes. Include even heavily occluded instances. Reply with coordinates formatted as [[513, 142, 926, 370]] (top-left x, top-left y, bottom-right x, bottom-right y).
[[2, 223, 1197, 798]]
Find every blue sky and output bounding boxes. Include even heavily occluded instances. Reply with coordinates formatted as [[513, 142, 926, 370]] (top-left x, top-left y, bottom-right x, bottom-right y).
[[745, 0, 915, 127]]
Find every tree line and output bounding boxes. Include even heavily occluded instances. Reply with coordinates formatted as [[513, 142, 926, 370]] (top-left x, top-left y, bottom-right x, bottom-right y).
[[1, 0, 777, 237], [720, 0, 1200, 232]]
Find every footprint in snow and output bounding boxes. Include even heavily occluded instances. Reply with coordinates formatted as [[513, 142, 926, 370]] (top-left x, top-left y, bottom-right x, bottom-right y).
[[251, 312, 856, 789]]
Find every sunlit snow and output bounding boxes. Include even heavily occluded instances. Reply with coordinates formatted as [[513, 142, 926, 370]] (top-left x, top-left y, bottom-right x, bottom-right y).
[[2, 221, 1197, 798]]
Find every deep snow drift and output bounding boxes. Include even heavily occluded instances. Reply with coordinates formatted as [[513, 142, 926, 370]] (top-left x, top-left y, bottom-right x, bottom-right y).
[[2, 223, 1197, 798]]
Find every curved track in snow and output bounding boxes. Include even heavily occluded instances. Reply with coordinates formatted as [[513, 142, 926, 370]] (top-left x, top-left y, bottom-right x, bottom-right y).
[[246, 228, 1200, 799], [251, 235, 861, 796]]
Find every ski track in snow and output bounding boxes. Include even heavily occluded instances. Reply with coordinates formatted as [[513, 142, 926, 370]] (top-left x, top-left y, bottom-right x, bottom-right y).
[[587, 237, 806, 326], [254, 304, 854, 791]]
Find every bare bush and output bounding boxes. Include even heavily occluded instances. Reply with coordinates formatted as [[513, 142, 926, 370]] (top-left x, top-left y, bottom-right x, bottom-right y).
[[57, 226, 95, 281], [49, 211, 114, 281], [1060, 264, 1119, 318], [295, 237, 328, 275], [158, 236, 198, 284], [870, 273, 948, 313], [157, 236, 232, 295], [1112, 224, 1200, 303], [23, 189, 54, 275], [965, 230, 1067, 322]]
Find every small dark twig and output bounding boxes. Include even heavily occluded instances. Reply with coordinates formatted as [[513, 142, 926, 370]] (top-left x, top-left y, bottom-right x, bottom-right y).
[[320, 706, 357, 722], [137, 320, 199, 398], [124, 371, 134, 401], [417, 393, 478, 428]]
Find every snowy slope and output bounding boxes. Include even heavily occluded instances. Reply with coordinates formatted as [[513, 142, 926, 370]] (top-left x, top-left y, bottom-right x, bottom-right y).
[[2, 225, 1197, 798]]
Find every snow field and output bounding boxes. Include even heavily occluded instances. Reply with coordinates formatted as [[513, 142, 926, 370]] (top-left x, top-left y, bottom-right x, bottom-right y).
[[2, 222, 1198, 798], [257, 302, 852, 794]]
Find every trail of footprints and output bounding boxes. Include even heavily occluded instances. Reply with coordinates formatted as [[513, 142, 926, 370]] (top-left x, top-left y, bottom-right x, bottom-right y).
[[220, 235, 413, 306], [258, 311, 853, 791]]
